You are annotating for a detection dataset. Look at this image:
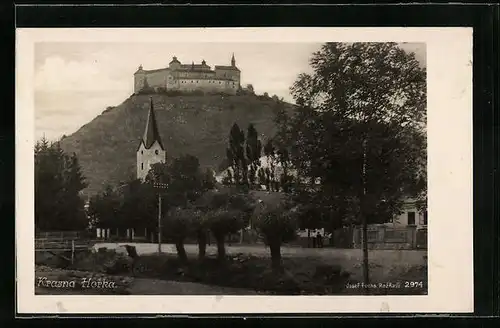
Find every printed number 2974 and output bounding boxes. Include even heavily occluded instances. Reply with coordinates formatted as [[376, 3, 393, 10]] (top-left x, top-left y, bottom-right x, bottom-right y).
[[404, 281, 424, 288]]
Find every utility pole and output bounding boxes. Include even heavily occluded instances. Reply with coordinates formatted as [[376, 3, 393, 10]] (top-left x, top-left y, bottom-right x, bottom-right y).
[[153, 181, 168, 254], [361, 137, 370, 294]]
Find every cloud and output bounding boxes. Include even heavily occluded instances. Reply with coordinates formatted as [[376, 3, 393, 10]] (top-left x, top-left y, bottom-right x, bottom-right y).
[[35, 54, 131, 92], [35, 90, 130, 141]]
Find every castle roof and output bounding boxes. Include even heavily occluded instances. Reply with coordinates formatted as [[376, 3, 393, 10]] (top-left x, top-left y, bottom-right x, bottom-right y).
[[141, 97, 164, 150], [214, 65, 240, 71], [140, 67, 169, 74], [177, 76, 236, 81], [179, 64, 209, 70]]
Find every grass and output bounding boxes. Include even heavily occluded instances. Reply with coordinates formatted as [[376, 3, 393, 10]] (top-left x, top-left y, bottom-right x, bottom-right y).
[[38, 243, 428, 295]]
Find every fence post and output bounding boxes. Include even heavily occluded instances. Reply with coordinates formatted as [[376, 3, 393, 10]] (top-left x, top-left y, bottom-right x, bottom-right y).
[[71, 239, 75, 264]]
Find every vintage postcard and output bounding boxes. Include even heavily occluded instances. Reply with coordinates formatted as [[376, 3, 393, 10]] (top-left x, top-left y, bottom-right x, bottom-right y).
[[16, 27, 473, 314]]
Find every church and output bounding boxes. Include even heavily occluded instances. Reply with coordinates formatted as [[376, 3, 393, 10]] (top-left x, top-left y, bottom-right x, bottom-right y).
[[136, 97, 166, 180]]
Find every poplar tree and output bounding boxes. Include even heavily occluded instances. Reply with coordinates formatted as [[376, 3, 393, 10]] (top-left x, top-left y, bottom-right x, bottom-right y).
[[245, 123, 262, 187], [226, 123, 246, 187]]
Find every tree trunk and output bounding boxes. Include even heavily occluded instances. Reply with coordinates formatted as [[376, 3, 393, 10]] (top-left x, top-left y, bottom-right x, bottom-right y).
[[269, 241, 283, 272], [197, 230, 207, 260], [175, 239, 188, 262], [215, 235, 226, 261]]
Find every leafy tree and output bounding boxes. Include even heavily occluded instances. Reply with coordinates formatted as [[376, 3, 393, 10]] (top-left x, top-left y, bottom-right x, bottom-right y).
[[191, 207, 209, 260], [263, 140, 277, 191], [206, 207, 245, 260], [144, 154, 215, 255], [119, 178, 157, 231], [226, 123, 246, 186], [147, 154, 212, 208], [87, 185, 121, 231], [252, 191, 298, 271], [164, 206, 199, 262], [287, 42, 427, 287], [245, 123, 262, 187], [35, 137, 88, 231], [196, 187, 255, 261]]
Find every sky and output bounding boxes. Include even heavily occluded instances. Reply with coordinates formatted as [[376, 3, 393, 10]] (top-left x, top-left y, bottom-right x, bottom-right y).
[[34, 42, 425, 141]]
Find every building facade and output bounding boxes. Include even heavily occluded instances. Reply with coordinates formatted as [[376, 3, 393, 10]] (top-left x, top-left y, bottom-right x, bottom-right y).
[[136, 97, 166, 180], [389, 198, 427, 228], [134, 54, 241, 95]]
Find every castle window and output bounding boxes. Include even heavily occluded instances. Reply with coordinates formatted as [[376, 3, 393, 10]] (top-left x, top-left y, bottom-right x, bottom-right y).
[[141, 163, 144, 170], [141, 151, 143, 154], [155, 150, 159, 155]]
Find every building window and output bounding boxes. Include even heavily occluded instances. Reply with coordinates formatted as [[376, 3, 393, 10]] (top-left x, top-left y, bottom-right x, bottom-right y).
[[423, 211, 428, 225], [407, 212, 416, 225], [141, 151, 143, 154], [141, 163, 144, 170], [155, 150, 159, 155]]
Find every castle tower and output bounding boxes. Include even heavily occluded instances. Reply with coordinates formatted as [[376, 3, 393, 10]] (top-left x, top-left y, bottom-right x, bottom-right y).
[[231, 53, 236, 67], [136, 97, 166, 180]]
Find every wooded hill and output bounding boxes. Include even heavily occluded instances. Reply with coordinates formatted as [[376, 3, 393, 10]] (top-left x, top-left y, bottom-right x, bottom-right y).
[[58, 93, 295, 196]]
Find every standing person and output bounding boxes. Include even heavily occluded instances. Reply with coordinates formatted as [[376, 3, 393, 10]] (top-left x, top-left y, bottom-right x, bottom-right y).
[[316, 231, 323, 248]]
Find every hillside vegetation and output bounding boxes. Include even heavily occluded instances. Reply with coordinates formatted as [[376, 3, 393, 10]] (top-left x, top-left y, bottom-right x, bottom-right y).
[[59, 93, 295, 196]]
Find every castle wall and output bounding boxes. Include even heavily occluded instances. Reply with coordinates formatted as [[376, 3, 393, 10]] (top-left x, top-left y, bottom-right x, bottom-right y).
[[134, 72, 146, 93], [176, 78, 238, 94], [146, 70, 169, 90], [214, 68, 239, 81]]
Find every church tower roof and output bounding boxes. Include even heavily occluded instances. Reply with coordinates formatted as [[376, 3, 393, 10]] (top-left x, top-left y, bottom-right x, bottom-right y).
[[142, 97, 164, 150]]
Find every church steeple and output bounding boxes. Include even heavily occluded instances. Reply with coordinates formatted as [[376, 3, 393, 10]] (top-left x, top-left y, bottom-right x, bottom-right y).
[[142, 97, 164, 150], [137, 97, 167, 180], [231, 53, 236, 67]]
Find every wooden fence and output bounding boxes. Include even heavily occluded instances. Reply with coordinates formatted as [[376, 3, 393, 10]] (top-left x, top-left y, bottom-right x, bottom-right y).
[[35, 231, 94, 264], [352, 225, 427, 250]]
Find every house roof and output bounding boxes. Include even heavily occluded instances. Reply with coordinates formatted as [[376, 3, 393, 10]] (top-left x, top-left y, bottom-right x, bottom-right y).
[[141, 97, 165, 150]]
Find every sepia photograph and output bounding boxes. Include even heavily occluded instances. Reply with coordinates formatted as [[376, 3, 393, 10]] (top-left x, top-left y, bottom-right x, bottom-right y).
[[16, 27, 472, 314]]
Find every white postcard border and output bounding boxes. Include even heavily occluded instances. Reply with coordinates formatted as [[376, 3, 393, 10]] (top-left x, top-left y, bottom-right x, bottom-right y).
[[16, 27, 473, 314]]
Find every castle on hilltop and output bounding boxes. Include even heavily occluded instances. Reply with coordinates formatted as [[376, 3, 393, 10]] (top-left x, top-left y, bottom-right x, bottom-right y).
[[134, 54, 241, 95]]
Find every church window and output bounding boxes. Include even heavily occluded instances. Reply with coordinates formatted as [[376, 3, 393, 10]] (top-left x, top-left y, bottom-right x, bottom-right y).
[[155, 150, 159, 155]]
